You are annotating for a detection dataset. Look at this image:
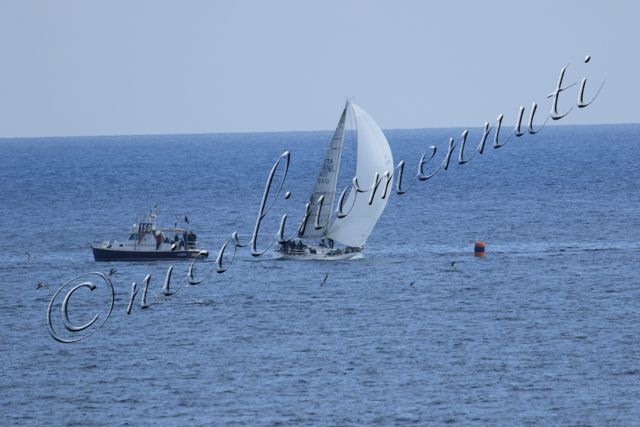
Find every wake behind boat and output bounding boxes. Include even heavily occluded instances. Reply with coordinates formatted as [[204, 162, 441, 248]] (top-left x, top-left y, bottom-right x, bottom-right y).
[[91, 209, 207, 261], [274, 100, 393, 260]]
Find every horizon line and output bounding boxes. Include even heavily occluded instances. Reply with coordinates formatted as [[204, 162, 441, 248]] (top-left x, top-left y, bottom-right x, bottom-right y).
[[0, 121, 637, 141]]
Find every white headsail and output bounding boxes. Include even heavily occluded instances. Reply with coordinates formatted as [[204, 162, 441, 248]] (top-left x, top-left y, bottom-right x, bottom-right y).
[[325, 102, 393, 247]]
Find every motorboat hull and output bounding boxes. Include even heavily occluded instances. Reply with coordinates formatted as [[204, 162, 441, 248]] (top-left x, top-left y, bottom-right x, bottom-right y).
[[91, 246, 207, 262]]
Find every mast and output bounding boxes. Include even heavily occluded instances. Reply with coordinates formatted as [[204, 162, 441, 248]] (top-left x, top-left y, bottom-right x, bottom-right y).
[[298, 101, 348, 240]]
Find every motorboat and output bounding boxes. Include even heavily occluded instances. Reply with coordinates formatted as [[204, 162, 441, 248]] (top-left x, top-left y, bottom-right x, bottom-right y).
[[91, 210, 207, 261]]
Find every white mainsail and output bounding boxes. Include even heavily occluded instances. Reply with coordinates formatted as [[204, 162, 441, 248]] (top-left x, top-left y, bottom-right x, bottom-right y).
[[298, 103, 348, 240], [325, 102, 393, 247]]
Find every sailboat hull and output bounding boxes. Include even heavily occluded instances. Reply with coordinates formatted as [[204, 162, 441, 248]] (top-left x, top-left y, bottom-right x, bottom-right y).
[[273, 244, 362, 260]]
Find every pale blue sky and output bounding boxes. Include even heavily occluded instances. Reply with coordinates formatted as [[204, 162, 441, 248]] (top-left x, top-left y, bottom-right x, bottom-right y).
[[0, 0, 637, 138]]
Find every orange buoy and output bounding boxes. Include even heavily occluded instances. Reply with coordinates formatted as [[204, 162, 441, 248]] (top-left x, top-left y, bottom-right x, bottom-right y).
[[474, 242, 485, 257]]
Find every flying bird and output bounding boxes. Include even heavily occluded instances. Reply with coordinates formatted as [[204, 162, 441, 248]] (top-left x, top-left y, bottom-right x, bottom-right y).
[[409, 282, 415, 287], [108, 268, 117, 276], [320, 274, 328, 287], [36, 283, 45, 289], [451, 262, 457, 269], [26, 252, 35, 260]]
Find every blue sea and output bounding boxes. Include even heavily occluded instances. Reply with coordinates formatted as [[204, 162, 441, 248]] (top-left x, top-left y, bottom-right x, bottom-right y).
[[1, 123, 640, 426]]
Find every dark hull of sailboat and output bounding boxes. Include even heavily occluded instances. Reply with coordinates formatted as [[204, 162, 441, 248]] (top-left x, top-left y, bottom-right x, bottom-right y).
[[91, 246, 206, 262]]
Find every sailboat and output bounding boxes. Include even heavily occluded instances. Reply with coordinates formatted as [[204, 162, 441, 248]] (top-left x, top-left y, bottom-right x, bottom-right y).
[[274, 100, 393, 260]]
